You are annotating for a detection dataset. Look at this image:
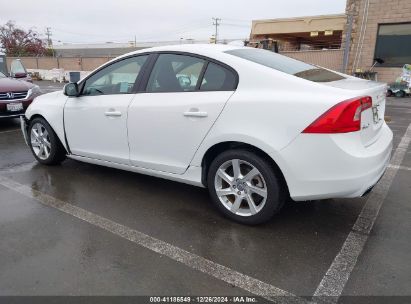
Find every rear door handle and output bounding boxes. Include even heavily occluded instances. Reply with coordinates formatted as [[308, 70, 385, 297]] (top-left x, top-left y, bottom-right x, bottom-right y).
[[183, 110, 208, 118], [105, 110, 122, 117]]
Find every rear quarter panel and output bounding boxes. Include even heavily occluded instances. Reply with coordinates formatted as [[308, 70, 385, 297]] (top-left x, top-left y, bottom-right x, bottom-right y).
[[190, 58, 363, 192]]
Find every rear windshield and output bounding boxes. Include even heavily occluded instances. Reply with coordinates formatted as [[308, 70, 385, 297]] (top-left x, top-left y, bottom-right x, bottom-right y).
[[225, 48, 345, 83]]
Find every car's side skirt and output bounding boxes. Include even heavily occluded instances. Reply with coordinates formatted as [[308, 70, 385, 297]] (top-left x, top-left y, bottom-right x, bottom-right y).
[[67, 155, 205, 188]]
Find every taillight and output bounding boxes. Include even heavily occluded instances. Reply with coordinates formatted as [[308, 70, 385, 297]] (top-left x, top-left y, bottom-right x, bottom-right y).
[[303, 96, 372, 134]]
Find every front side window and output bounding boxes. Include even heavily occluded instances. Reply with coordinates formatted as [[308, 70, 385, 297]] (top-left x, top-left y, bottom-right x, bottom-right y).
[[146, 54, 205, 92], [200, 63, 237, 91], [374, 23, 411, 67], [82, 55, 148, 96], [225, 48, 344, 83]]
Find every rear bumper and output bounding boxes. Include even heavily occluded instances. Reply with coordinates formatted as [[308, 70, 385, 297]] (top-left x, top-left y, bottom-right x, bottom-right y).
[[278, 123, 393, 201]]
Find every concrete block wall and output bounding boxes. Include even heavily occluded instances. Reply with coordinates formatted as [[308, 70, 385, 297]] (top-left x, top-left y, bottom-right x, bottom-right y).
[[283, 49, 344, 71]]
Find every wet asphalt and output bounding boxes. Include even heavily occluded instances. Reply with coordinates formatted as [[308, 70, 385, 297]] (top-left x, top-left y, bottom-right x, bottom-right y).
[[0, 82, 410, 301]]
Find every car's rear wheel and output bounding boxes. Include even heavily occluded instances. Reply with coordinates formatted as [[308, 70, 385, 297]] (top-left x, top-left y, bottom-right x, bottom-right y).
[[207, 150, 285, 225], [29, 117, 66, 165], [395, 90, 405, 98]]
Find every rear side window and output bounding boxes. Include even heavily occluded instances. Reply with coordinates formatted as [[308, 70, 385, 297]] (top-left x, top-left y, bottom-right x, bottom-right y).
[[225, 48, 345, 83], [200, 63, 237, 91], [146, 54, 206, 92]]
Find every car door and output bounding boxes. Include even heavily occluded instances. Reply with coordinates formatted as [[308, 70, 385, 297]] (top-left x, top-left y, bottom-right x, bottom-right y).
[[128, 53, 238, 174], [64, 55, 148, 164]]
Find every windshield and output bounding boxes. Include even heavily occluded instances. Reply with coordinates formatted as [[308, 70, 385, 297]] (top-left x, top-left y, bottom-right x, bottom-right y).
[[10, 60, 26, 74], [225, 48, 345, 83]]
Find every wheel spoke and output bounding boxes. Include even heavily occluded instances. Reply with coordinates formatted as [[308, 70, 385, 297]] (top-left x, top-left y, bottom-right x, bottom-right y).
[[232, 159, 241, 179], [44, 146, 50, 158], [243, 168, 259, 182], [216, 188, 236, 197], [31, 128, 39, 139], [231, 196, 243, 213], [246, 194, 258, 215], [39, 145, 45, 157], [31, 141, 41, 147], [248, 185, 267, 198], [44, 139, 51, 148], [217, 169, 233, 184]]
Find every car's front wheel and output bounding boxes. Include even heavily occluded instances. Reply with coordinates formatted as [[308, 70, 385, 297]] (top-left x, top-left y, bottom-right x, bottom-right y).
[[207, 150, 286, 225], [28, 117, 66, 165]]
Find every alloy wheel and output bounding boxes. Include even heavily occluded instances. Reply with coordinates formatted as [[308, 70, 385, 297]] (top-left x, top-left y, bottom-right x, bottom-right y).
[[214, 159, 267, 217], [30, 123, 51, 160]]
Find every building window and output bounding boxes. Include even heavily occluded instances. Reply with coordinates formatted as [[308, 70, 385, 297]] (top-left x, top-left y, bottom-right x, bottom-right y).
[[374, 23, 411, 67]]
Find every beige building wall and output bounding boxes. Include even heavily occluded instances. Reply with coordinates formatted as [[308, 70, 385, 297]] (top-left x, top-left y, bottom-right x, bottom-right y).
[[252, 14, 346, 36], [345, 0, 411, 83]]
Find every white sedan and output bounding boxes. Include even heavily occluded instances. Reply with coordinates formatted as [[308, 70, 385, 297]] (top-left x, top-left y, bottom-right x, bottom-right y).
[[21, 44, 393, 225]]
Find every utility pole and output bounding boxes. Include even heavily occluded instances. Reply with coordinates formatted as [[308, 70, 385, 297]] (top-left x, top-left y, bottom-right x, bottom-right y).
[[212, 17, 221, 44], [45, 27, 52, 48], [45, 27, 54, 57]]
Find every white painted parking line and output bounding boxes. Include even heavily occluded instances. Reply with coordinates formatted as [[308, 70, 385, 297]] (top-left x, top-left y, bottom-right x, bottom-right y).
[[0, 175, 308, 304], [388, 164, 411, 171], [0, 162, 37, 174], [0, 129, 20, 134], [314, 123, 411, 303]]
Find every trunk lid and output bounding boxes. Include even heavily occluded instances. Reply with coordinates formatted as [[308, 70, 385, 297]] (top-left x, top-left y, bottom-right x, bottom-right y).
[[324, 78, 387, 146]]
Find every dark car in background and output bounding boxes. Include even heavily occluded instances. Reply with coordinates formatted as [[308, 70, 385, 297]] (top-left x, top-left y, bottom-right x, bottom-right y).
[[0, 71, 42, 118]]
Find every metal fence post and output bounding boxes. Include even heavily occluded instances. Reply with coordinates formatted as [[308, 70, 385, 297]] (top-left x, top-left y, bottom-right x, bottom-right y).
[[342, 14, 353, 73]]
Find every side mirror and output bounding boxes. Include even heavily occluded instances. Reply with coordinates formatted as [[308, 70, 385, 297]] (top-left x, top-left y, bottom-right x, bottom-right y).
[[64, 83, 79, 97], [13, 72, 27, 79], [374, 58, 385, 64]]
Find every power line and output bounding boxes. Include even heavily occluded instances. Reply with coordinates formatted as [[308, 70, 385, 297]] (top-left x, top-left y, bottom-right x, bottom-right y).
[[212, 17, 221, 44], [223, 23, 250, 28]]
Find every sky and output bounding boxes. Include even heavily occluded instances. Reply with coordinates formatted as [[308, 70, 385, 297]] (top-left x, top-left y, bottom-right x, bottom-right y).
[[1, 0, 347, 45]]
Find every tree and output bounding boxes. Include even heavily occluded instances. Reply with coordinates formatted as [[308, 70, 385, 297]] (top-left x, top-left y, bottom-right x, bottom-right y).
[[0, 21, 49, 56]]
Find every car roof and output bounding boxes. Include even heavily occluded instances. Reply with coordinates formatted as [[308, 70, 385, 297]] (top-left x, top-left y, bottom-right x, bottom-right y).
[[117, 44, 244, 60]]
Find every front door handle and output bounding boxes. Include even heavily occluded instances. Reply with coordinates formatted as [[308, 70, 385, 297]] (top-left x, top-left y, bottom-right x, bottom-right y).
[[105, 110, 122, 117], [183, 109, 208, 118]]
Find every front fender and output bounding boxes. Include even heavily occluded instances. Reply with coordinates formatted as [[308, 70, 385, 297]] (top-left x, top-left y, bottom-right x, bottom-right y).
[[25, 91, 68, 151]]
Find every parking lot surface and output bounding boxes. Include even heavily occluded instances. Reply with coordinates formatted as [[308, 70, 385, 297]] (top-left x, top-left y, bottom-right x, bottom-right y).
[[0, 82, 410, 302]]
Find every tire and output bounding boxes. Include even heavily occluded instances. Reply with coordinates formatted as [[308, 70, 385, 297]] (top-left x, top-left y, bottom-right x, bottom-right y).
[[28, 117, 66, 165], [386, 90, 393, 97], [207, 149, 286, 225], [395, 90, 405, 98]]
